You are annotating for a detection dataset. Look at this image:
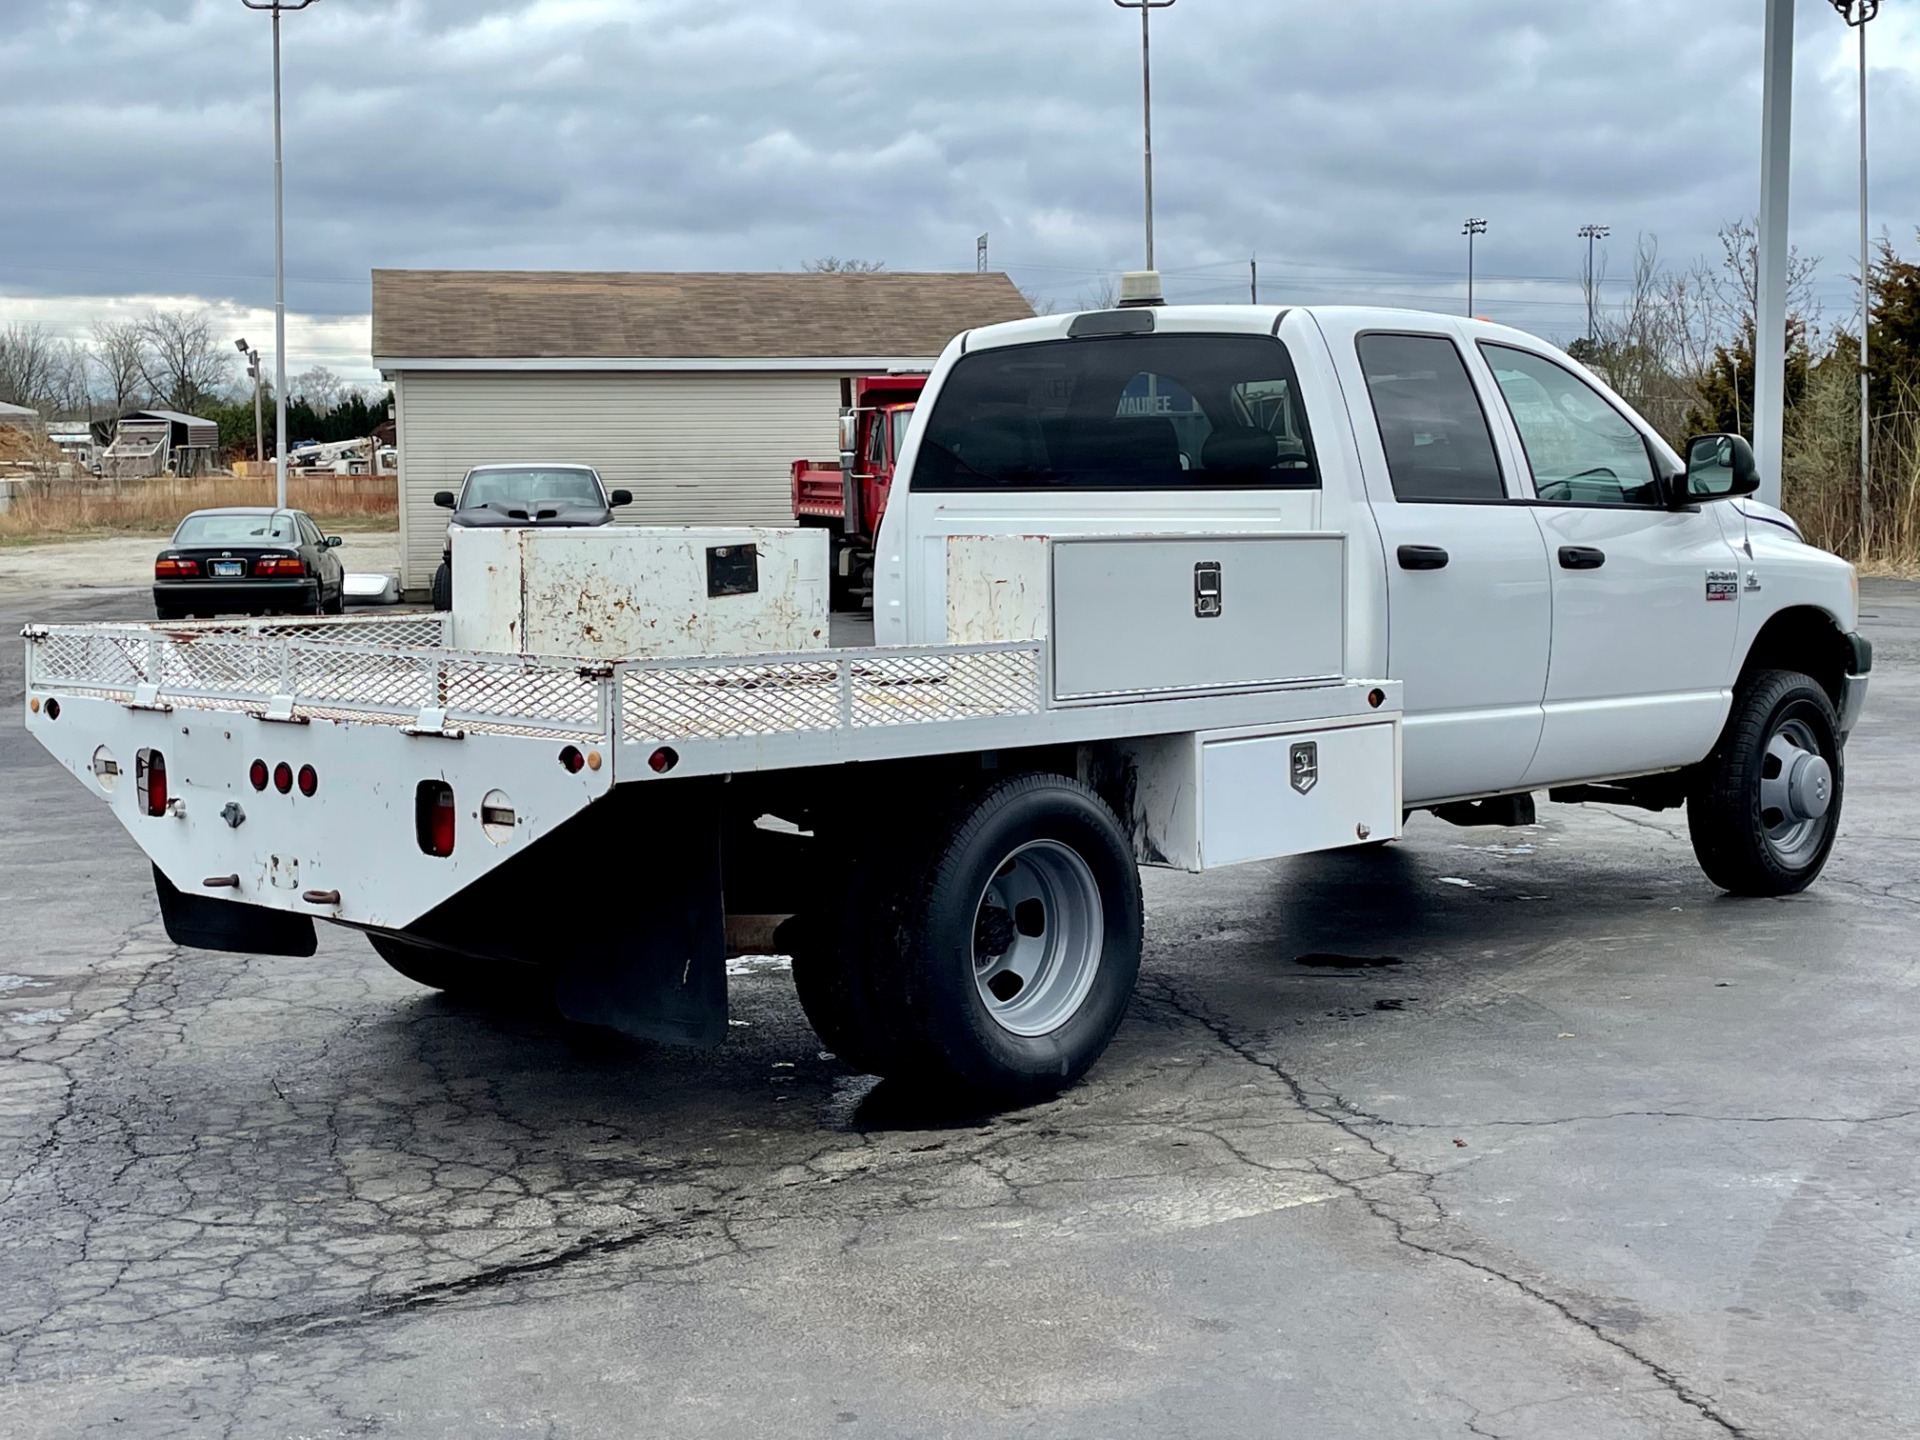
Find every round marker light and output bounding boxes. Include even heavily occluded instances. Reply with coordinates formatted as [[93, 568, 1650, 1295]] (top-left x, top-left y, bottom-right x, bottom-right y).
[[43, 698, 60, 721], [648, 746, 679, 774], [297, 764, 318, 797], [559, 745, 585, 774], [273, 761, 293, 794], [1368, 688, 1386, 709], [249, 759, 269, 791]]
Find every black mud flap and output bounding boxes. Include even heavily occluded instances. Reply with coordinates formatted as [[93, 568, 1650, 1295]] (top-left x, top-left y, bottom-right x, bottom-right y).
[[403, 779, 729, 1048], [154, 865, 318, 957]]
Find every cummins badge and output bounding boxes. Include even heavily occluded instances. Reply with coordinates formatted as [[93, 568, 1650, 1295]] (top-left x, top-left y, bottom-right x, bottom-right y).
[[1290, 741, 1319, 795]]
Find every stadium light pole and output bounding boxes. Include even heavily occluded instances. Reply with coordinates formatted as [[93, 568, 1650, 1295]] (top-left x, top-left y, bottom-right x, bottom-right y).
[[241, 0, 319, 509], [1114, 0, 1175, 272], [1462, 219, 1487, 316], [1578, 223, 1610, 347], [235, 339, 264, 466], [1830, 0, 1878, 542]]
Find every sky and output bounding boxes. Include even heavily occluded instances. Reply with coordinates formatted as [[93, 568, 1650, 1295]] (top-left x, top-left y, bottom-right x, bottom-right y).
[[2, 0, 1916, 390]]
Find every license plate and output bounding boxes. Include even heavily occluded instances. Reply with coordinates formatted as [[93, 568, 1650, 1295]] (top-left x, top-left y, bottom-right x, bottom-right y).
[[212, 561, 244, 577]]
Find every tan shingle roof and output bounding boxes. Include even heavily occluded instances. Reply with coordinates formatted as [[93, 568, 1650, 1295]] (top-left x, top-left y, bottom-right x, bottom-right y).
[[372, 270, 1034, 363]]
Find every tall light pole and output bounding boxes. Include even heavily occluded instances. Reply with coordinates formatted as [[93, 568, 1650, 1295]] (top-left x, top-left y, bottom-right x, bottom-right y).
[[1114, 0, 1175, 272], [1754, 0, 1793, 509], [235, 339, 264, 467], [1462, 218, 1487, 316], [241, 0, 318, 509], [1830, 0, 1878, 544], [1578, 223, 1610, 347]]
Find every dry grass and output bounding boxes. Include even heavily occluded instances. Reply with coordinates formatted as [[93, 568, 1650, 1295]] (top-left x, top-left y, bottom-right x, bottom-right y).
[[0, 472, 397, 545], [1784, 368, 1920, 575]]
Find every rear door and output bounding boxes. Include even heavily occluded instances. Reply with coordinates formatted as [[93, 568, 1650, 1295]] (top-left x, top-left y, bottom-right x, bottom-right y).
[[1474, 342, 1744, 784], [1338, 327, 1553, 804]]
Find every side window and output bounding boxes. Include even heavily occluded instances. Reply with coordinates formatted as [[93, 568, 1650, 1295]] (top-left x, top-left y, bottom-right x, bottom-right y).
[[1479, 343, 1659, 506], [1354, 334, 1506, 502], [864, 411, 887, 470]]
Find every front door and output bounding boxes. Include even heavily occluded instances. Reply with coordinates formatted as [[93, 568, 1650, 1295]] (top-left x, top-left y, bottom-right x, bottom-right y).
[[1347, 330, 1552, 804], [1475, 342, 1744, 785]]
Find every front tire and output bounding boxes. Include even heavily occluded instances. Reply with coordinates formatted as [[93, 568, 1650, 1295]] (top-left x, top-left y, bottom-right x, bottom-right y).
[[1688, 669, 1843, 896], [431, 561, 452, 612]]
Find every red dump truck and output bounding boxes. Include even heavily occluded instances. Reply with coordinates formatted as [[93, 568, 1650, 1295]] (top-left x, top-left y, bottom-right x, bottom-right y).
[[792, 373, 926, 609]]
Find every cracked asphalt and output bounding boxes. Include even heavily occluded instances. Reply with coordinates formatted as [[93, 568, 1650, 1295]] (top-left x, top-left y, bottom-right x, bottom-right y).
[[2, 579, 1916, 1440]]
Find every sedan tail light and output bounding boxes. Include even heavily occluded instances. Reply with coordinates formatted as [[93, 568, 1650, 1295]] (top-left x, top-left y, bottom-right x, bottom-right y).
[[155, 557, 200, 579], [254, 556, 307, 578]]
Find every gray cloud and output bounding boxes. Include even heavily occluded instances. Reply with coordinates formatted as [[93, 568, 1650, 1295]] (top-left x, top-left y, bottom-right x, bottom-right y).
[[3, 0, 1915, 374]]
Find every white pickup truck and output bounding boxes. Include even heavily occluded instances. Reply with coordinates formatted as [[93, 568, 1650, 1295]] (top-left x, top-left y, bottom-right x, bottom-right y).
[[23, 297, 1869, 1103]]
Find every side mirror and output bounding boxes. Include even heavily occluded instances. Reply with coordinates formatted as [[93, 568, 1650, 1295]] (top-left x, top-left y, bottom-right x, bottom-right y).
[[325, 535, 343, 548], [838, 414, 859, 455], [609, 489, 633, 507], [433, 490, 457, 509], [1681, 433, 1760, 504]]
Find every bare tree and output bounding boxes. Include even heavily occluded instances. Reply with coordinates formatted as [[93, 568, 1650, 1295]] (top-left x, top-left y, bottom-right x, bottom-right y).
[[1016, 285, 1057, 316], [1076, 276, 1119, 311], [49, 340, 96, 419], [92, 319, 148, 415], [134, 309, 233, 414], [801, 257, 887, 273], [292, 365, 345, 415], [0, 323, 61, 411]]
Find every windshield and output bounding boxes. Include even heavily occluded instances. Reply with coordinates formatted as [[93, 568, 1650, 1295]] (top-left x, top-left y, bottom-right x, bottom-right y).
[[173, 513, 298, 545], [889, 405, 915, 464], [460, 467, 603, 509], [912, 335, 1318, 491]]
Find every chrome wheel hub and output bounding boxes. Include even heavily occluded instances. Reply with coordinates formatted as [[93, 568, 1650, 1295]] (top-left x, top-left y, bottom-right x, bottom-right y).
[[1758, 718, 1833, 864]]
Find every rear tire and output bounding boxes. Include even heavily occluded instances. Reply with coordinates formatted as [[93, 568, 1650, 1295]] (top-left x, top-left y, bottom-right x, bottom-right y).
[[1688, 669, 1843, 897], [899, 775, 1140, 1101], [367, 932, 551, 1008], [324, 587, 344, 615], [431, 561, 452, 612]]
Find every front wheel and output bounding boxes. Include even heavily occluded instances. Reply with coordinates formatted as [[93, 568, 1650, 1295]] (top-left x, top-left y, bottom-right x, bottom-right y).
[[1688, 669, 1843, 896]]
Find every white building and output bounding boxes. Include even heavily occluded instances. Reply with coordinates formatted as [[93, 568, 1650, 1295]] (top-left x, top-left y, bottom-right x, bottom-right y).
[[373, 269, 1032, 595]]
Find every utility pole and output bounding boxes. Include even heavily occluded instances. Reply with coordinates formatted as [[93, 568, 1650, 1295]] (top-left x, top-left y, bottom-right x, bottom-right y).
[[1830, 0, 1878, 544], [1250, 255, 1258, 305], [1754, 0, 1793, 509], [241, 0, 319, 510], [1578, 223, 1610, 347], [1114, 0, 1175, 272], [1462, 219, 1487, 316]]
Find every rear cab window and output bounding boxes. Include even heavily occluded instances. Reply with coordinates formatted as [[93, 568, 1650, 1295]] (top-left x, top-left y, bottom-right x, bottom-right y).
[[913, 334, 1319, 492], [1354, 333, 1507, 503]]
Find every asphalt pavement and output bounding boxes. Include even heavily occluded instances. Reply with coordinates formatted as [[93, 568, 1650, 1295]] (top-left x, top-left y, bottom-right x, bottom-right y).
[[1, 580, 1916, 1439]]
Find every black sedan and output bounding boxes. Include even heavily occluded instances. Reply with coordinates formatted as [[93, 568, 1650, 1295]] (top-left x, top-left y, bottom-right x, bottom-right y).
[[153, 507, 347, 620]]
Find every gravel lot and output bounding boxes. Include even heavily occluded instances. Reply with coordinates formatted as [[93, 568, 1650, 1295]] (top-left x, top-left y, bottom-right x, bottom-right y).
[[1, 579, 1916, 1439]]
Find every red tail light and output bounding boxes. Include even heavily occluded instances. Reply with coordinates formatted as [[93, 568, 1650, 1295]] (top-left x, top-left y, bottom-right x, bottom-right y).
[[297, 764, 318, 797], [254, 556, 307, 577], [155, 557, 200, 579], [416, 781, 455, 857], [137, 750, 169, 816], [273, 762, 294, 794], [249, 759, 269, 791]]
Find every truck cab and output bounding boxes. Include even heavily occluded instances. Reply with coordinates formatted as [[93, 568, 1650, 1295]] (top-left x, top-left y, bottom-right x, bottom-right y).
[[878, 302, 1866, 881], [793, 374, 926, 608]]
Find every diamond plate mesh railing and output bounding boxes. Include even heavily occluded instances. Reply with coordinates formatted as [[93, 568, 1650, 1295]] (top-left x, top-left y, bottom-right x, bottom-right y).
[[620, 643, 1043, 745]]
